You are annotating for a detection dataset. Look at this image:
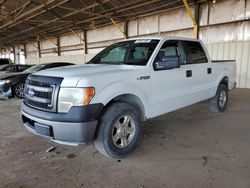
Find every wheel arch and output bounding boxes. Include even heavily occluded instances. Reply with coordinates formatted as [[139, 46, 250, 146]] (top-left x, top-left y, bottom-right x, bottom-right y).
[[12, 81, 25, 98], [104, 93, 146, 121], [219, 76, 229, 89]]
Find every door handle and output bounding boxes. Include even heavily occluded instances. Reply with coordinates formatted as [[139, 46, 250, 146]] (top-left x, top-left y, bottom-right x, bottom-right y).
[[186, 70, 192, 77], [207, 68, 212, 74]]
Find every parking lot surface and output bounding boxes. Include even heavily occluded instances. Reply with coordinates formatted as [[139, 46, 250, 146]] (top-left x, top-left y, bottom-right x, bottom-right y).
[[0, 89, 250, 188]]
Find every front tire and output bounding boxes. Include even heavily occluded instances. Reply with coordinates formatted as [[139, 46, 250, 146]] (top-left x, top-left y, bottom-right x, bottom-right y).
[[13, 82, 25, 99], [209, 84, 228, 113], [94, 102, 142, 158]]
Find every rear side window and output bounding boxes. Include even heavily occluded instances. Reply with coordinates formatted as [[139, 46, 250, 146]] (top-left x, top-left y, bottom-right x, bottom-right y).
[[182, 41, 208, 64], [18, 65, 29, 72]]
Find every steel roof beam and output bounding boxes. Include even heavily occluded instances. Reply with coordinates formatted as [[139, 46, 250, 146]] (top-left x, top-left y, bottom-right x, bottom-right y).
[[0, 0, 71, 32], [2, 0, 148, 43], [1, 0, 111, 41]]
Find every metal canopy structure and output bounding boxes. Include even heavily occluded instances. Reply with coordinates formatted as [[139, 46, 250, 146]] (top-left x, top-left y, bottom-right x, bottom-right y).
[[0, 0, 201, 47]]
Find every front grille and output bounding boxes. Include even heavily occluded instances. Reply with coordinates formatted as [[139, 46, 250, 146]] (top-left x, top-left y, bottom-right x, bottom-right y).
[[35, 91, 52, 99], [24, 75, 63, 112], [25, 81, 55, 110]]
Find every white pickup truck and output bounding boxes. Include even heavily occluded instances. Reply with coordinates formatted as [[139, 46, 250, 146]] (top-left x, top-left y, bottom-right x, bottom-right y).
[[21, 36, 236, 158]]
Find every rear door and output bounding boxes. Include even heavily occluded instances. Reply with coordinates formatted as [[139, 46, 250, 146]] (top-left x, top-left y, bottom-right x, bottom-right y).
[[181, 40, 214, 101]]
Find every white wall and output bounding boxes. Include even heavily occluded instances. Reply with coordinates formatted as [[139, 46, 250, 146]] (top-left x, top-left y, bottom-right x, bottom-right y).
[[207, 41, 250, 89], [25, 54, 87, 65]]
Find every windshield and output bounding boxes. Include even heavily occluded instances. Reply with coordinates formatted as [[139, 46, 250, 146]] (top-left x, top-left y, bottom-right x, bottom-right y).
[[89, 39, 159, 66], [23, 64, 45, 73]]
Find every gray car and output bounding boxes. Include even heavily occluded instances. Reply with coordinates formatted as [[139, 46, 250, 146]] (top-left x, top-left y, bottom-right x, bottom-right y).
[[0, 62, 74, 99]]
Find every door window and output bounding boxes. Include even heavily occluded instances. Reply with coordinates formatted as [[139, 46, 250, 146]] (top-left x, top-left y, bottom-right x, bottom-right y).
[[154, 40, 186, 71], [182, 41, 208, 64]]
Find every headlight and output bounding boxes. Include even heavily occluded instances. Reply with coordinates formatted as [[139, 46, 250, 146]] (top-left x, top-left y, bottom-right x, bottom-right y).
[[0, 80, 11, 85], [58, 87, 95, 113]]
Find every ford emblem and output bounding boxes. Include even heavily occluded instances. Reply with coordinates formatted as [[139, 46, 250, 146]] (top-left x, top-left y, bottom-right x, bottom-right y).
[[28, 89, 35, 97]]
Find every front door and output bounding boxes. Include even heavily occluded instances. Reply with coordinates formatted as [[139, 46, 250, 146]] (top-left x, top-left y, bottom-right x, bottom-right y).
[[151, 40, 195, 118]]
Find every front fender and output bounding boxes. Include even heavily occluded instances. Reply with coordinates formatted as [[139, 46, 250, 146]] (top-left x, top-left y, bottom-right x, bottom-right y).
[[90, 81, 150, 113]]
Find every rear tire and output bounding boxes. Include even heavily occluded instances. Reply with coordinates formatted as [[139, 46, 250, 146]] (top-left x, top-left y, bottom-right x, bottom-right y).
[[94, 102, 142, 158], [209, 84, 228, 113], [13, 82, 25, 99]]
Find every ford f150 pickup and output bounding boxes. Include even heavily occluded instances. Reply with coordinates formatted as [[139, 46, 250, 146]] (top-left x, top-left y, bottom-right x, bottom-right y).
[[21, 37, 236, 158]]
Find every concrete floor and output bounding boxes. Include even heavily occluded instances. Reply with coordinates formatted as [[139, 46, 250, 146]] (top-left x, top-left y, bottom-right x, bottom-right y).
[[0, 89, 250, 188]]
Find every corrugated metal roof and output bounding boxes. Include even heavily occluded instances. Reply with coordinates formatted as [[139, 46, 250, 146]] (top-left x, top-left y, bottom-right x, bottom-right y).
[[0, 0, 199, 46]]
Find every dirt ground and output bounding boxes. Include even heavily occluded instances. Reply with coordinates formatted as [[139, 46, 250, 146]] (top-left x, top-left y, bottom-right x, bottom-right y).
[[0, 89, 250, 188]]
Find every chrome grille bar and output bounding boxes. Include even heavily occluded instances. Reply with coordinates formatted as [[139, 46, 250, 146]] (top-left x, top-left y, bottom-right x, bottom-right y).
[[24, 75, 63, 112], [25, 82, 55, 110], [26, 84, 53, 93], [25, 94, 51, 104]]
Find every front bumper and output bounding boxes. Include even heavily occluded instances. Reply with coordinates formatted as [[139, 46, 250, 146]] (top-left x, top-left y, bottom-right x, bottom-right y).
[[21, 102, 104, 145], [0, 84, 12, 99]]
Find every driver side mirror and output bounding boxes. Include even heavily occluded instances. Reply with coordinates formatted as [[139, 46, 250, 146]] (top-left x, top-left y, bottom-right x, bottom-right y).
[[154, 55, 180, 71]]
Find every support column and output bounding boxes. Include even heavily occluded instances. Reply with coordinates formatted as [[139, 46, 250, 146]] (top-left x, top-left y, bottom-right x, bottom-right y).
[[57, 36, 61, 56], [182, 0, 199, 39], [124, 20, 128, 39], [12, 45, 16, 64], [83, 30, 88, 55], [207, 1, 211, 25], [194, 0, 200, 39], [23, 43, 27, 59], [37, 41, 41, 58]]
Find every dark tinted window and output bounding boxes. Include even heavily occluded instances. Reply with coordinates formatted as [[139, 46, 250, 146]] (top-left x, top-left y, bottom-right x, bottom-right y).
[[48, 63, 73, 69], [18, 65, 30, 72], [4, 65, 16, 72], [0, 59, 10, 65], [182, 41, 208, 64]]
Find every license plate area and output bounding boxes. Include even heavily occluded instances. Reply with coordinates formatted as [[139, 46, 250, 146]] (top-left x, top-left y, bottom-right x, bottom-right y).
[[34, 123, 54, 137]]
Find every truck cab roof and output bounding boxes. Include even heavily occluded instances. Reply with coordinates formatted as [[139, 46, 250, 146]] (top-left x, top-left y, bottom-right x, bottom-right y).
[[123, 36, 201, 42]]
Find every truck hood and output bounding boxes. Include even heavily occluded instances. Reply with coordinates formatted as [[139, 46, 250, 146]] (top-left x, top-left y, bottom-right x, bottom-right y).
[[33, 64, 138, 87]]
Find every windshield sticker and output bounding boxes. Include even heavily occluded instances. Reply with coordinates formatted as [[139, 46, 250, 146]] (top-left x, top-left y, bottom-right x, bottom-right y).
[[135, 39, 152, 43]]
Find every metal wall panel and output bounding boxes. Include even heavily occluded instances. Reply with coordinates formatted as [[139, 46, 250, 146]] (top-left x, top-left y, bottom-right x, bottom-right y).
[[206, 41, 250, 88]]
